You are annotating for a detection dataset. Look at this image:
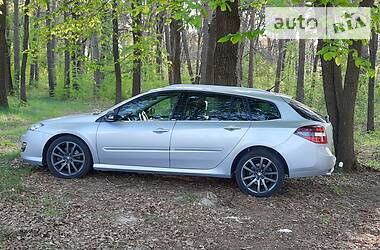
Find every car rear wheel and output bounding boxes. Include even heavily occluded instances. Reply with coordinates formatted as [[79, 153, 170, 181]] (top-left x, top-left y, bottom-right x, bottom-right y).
[[46, 135, 93, 178], [235, 149, 285, 197]]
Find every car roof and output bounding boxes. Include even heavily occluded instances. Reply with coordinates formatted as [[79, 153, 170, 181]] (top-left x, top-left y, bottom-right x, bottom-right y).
[[154, 84, 291, 102]]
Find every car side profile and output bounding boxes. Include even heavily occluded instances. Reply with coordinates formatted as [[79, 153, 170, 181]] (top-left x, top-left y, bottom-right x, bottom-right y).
[[21, 84, 336, 197]]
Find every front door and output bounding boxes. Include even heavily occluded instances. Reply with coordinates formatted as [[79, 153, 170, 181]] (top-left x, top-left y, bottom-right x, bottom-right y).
[[170, 92, 250, 169], [97, 92, 180, 168]]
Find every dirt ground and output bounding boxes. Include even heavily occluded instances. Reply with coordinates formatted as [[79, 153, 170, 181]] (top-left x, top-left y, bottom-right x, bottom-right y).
[[0, 163, 379, 249]]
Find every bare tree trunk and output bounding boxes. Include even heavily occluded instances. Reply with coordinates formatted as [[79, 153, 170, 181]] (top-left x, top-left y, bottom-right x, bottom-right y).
[[274, 40, 284, 92], [212, 0, 240, 86], [63, 11, 70, 98], [182, 30, 194, 83], [194, 27, 202, 83], [247, 11, 257, 88], [0, 0, 9, 108], [46, 0, 56, 97], [236, 11, 249, 87], [20, 0, 30, 103], [13, 0, 20, 92], [156, 14, 164, 79], [132, 1, 142, 96], [112, 0, 122, 104], [164, 25, 172, 83], [92, 34, 103, 96], [199, 4, 211, 84], [367, 30, 378, 132], [296, 39, 305, 102], [29, 7, 39, 86], [309, 48, 319, 103], [5, 16, 13, 94], [170, 19, 181, 84]]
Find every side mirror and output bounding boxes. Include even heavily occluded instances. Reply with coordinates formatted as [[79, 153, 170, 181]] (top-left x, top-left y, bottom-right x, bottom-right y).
[[105, 110, 117, 122]]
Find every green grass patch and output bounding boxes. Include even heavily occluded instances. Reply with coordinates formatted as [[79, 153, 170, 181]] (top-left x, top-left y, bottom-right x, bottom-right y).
[[0, 166, 33, 202]]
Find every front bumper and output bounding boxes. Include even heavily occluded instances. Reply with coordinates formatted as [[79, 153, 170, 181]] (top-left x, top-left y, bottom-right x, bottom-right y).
[[20, 130, 52, 166]]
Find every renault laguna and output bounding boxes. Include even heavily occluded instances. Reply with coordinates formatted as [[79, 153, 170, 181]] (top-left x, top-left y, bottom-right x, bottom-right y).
[[21, 84, 336, 197]]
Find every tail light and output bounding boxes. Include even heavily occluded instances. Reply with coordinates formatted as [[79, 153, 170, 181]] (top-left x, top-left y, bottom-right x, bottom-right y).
[[294, 125, 328, 144]]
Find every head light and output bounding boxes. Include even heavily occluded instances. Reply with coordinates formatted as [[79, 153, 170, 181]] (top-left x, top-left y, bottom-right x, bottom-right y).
[[29, 123, 44, 131]]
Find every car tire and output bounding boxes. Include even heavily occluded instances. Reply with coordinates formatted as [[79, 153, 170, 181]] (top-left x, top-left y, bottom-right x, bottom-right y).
[[235, 149, 285, 197], [46, 135, 93, 179]]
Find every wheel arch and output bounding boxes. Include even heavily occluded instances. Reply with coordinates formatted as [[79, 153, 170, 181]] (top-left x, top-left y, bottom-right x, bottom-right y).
[[231, 145, 289, 177], [42, 133, 94, 166]]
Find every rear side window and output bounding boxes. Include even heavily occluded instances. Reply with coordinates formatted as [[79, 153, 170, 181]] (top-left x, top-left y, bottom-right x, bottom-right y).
[[289, 100, 325, 122], [247, 99, 281, 121], [181, 93, 250, 121]]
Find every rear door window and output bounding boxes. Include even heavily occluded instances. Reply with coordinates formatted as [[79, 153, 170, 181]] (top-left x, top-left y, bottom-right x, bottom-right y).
[[247, 98, 281, 121]]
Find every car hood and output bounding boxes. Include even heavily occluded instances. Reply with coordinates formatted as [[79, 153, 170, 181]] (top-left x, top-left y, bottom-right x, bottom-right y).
[[42, 113, 100, 125]]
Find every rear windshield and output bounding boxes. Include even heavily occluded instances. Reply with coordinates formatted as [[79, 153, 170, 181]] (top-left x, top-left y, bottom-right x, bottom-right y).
[[288, 100, 325, 122]]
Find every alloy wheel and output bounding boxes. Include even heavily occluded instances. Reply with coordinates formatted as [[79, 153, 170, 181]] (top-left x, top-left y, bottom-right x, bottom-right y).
[[240, 156, 279, 194], [51, 141, 85, 176]]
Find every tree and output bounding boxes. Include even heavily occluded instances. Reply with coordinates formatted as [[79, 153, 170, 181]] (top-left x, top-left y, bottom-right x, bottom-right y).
[[20, 0, 31, 103], [274, 40, 285, 92], [0, 0, 9, 108], [29, 6, 39, 86], [296, 39, 305, 102], [199, 3, 211, 84], [63, 10, 70, 98], [13, 0, 20, 90], [170, 19, 181, 84], [91, 34, 102, 96], [318, 0, 375, 171], [112, 0, 122, 104], [212, 0, 240, 86], [46, 0, 56, 97], [367, 30, 378, 132], [182, 30, 194, 83], [155, 14, 164, 79], [5, 5, 13, 95], [131, 0, 142, 96]]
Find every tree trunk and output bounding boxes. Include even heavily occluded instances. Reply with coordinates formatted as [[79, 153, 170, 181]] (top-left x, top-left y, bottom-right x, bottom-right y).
[[13, 0, 20, 91], [247, 11, 257, 88], [156, 14, 164, 79], [164, 25, 172, 83], [64, 11, 70, 98], [132, 1, 142, 96], [29, 7, 39, 86], [199, 4, 211, 84], [236, 11, 249, 87], [194, 27, 202, 83], [309, 48, 319, 103], [20, 0, 30, 103], [274, 40, 284, 92], [182, 30, 194, 83], [92, 34, 103, 97], [112, 0, 122, 104], [5, 26, 13, 94], [170, 19, 181, 84], [296, 39, 305, 102], [46, 1, 56, 97], [367, 30, 378, 132], [0, 0, 9, 108], [213, 0, 240, 86]]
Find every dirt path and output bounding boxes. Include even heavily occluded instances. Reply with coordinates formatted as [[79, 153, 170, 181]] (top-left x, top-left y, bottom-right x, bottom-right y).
[[1, 166, 379, 249]]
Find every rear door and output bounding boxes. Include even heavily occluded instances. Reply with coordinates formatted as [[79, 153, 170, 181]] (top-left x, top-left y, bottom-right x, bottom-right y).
[[170, 92, 250, 170]]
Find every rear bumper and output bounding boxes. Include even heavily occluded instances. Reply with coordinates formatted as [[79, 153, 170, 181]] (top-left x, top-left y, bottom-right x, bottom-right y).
[[275, 135, 336, 178]]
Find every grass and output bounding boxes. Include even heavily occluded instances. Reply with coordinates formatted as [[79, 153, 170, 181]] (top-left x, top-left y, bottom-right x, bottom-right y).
[[0, 165, 32, 201]]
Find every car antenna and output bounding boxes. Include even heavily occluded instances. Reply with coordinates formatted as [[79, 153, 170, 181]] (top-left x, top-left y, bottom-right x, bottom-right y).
[[266, 85, 275, 92]]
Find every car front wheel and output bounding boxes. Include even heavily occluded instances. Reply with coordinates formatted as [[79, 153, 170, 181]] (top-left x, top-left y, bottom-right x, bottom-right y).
[[235, 149, 285, 197], [46, 135, 93, 178]]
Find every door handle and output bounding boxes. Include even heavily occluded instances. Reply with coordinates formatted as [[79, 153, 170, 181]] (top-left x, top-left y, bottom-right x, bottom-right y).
[[224, 126, 241, 131], [153, 128, 170, 134]]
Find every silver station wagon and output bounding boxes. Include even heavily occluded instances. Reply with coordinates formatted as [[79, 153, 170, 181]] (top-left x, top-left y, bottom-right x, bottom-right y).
[[21, 84, 336, 197]]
